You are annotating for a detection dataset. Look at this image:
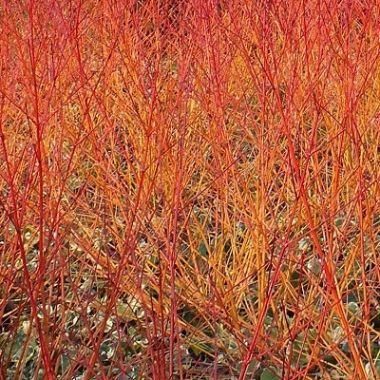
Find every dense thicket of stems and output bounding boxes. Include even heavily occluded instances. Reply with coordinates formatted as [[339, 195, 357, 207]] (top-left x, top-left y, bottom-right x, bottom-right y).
[[1, 1, 380, 379]]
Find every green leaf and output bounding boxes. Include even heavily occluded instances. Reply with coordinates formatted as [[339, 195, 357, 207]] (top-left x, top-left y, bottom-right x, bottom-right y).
[[198, 243, 208, 257], [334, 217, 344, 228], [261, 368, 280, 380]]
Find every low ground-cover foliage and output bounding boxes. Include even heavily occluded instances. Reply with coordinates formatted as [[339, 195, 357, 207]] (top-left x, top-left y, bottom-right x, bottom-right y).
[[1, 0, 380, 379]]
